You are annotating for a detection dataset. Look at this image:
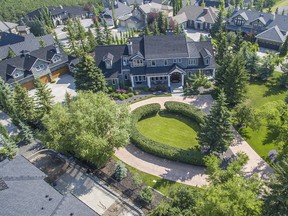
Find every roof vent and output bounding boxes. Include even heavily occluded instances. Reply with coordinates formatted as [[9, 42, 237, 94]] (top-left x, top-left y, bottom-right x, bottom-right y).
[[49, 198, 53, 201], [260, 13, 264, 17], [203, 7, 208, 14]]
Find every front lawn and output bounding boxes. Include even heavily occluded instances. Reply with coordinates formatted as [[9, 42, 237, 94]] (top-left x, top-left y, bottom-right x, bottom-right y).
[[271, 0, 288, 11], [136, 111, 200, 150], [239, 72, 287, 160]]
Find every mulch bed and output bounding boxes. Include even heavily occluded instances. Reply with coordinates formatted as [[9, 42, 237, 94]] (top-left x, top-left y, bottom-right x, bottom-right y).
[[98, 158, 166, 213]]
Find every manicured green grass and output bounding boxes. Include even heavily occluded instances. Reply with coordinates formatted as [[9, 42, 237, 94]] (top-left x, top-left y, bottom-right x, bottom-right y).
[[136, 111, 200, 150], [239, 72, 287, 160], [271, 0, 288, 11]]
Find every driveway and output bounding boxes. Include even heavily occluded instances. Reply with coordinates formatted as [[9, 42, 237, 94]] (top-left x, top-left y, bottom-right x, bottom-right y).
[[115, 95, 273, 186], [29, 74, 77, 103], [184, 29, 210, 42]]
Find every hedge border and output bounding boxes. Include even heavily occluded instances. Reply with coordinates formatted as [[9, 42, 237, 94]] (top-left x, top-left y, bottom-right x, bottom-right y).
[[131, 102, 205, 166]]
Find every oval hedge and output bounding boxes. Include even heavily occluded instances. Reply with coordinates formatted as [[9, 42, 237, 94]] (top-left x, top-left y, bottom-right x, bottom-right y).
[[131, 102, 205, 166]]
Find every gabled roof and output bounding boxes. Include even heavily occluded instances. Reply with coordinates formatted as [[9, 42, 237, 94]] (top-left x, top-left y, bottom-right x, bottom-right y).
[[200, 48, 212, 58], [176, 6, 218, 24], [239, 12, 249, 20], [103, 52, 114, 61], [138, 2, 172, 15], [0, 21, 18, 32], [105, 2, 132, 19], [250, 16, 266, 25], [255, 25, 285, 43]]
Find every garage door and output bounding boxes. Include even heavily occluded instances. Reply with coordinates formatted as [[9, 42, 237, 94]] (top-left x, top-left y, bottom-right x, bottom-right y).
[[51, 66, 69, 79], [22, 80, 35, 90], [40, 74, 50, 83]]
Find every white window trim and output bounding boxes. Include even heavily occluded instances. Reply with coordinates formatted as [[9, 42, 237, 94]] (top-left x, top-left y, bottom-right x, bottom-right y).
[[173, 59, 177, 63], [112, 79, 116, 85], [178, 58, 182, 63], [36, 64, 45, 71], [151, 60, 156, 67], [164, 59, 168, 66]]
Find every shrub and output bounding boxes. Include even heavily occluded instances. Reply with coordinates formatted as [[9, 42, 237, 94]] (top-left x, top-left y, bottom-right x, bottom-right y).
[[204, 81, 212, 89], [131, 103, 205, 166], [118, 94, 125, 100], [128, 87, 133, 93], [132, 173, 143, 187], [128, 92, 134, 97], [108, 86, 116, 93], [114, 161, 127, 181], [123, 94, 129, 99], [50, 79, 56, 83], [164, 101, 205, 124], [116, 89, 127, 94], [134, 90, 140, 95], [139, 187, 153, 204]]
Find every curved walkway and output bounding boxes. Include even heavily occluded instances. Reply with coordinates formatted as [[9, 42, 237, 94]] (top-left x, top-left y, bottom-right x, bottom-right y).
[[114, 95, 273, 187]]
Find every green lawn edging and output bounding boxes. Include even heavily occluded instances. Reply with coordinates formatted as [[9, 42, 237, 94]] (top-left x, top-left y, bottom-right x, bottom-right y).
[[131, 103, 205, 166]]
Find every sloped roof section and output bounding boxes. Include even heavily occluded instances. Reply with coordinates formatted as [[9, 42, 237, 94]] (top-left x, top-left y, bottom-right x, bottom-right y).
[[256, 25, 285, 43]]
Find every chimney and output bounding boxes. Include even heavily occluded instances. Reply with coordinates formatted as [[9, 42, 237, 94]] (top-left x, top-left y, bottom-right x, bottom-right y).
[[20, 50, 30, 57], [203, 7, 208, 14], [271, 12, 276, 20], [54, 43, 60, 54], [127, 40, 133, 56], [59, 5, 63, 9]]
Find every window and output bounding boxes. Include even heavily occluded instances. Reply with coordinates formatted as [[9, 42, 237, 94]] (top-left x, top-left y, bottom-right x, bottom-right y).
[[164, 59, 168, 66], [143, 76, 146, 81], [252, 20, 263, 28], [123, 58, 128, 66], [188, 59, 197, 65], [112, 79, 116, 85], [135, 76, 138, 82], [151, 60, 156, 66], [178, 58, 182, 63], [14, 72, 22, 78], [234, 16, 245, 26], [205, 58, 210, 65], [151, 77, 154, 81], [52, 55, 61, 63], [124, 74, 128, 80], [139, 76, 142, 81], [133, 59, 143, 67], [173, 59, 177, 63], [36, 64, 45, 71]]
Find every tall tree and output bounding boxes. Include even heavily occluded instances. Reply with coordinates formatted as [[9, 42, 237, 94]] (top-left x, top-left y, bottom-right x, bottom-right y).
[[197, 90, 234, 153], [13, 83, 36, 125], [95, 19, 105, 45], [263, 156, 288, 216], [0, 130, 17, 160], [74, 54, 108, 93], [41, 91, 131, 167], [87, 28, 96, 51], [215, 32, 229, 65], [34, 79, 54, 120], [216, 50, 232, 86], [222, 53, 249, 105], [152, 20, 160, 35], [210, 10, 224, 38], [103, 19, 113, 45], [279, 36, 288, 57], [158, 12, 165, 34], [66, 19, 78, 56], [245, 50, 260, 80], [144, 24, 151, 35], [259, 52, 277, 80], [0, 78, 15, 118], [18, 121, 34, 144], [234, 30, 244, 52], [76, 18, 87, 53]]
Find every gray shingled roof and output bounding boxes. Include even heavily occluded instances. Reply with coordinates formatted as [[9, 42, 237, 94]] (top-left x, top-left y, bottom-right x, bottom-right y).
[[255, 25, 285, 43], [176, 6, 218, 24], [0, 21, 18, 32], [105, 2, 132, 19], [0, 155, 98, 216]]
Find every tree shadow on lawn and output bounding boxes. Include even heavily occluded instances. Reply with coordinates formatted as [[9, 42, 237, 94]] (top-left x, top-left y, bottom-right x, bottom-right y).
[[237, 127, 252, 141], [263, 125, 280, 145]]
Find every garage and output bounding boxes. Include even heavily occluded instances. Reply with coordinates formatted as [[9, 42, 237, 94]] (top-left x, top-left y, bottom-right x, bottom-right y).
[[51, 66, 69, 79]]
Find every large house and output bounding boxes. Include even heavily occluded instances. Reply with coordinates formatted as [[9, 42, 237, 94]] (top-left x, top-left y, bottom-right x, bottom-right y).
[[173, 6, 219, 30], [0, 155, 98, 216], [226, 9, 288, 50], [26, 6, 89, 26], [0, 21, 18, 34], [0, 44, 73, 89], [95, 34, 216, 92]]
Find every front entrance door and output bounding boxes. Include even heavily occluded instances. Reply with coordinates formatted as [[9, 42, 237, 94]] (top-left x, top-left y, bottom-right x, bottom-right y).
[[170, 72, 181, 83]]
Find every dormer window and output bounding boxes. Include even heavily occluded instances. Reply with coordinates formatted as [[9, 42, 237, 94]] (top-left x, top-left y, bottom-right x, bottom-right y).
[[105, 60, 112, 69], [36, 64, 45, 71], [178, 58, 182, 63], [164, 59, 168, 66], [234, 16, 245, 26], [151, 60, 156, 66], [188, 59, 197, 65], [52, 55, 61, 63], [205, 58, 210, 65], [103, 52, 114, 69], [133, 59, 143, 67]]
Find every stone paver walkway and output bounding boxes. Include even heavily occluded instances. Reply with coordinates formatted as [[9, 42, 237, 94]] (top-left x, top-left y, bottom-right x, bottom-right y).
[[114, 95, 273, 186]]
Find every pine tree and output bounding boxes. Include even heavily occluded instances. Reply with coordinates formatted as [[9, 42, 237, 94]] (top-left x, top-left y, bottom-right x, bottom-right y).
[[76, 18, 87, 53], [7, 48, 16, 58], [197, 90, 234, 153], [87, 28, 97, 51], [164, 17, 169, 32], [210, 10, 224, 38], [215, 32, 229, 65], [111, 2, 117, 27], [34, 79, 54, 119], [0, 78, 16, 118], [158, 12, 165, 34], [174, 23, 183, 34], [144, 24, 151, 35], [52, 31, 62, 48], [66, 19, 78, 56], [14, 83, 36, 125], [95, 19, 105, 45], [0, 133, 17, 160], [103, 19, 113, 45], [18, 121, 33, 144], [201, 0, 206, 6], [65, 91, 72, 106], [40, 7, 54, 28], [234, 31, 243, 52], [39, 37, 46, 48], [216, 50, 233, 86], [279, 36, 288, 57], [245, 51, 260, 80], [74, 54, 108, 93], [152, 20, 160, 35]]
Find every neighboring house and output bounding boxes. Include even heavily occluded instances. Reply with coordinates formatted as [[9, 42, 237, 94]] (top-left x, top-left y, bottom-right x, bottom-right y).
[[173, 6, 219, 30], [26, 6, 89, 27], [0, 21, 18, 34], [226, 9, 288, 50], [0, 155, 98, 216], [94, 34, 216, 92], [0, 44, 72, 89], [17, 25, 31, 35], [0, 32, 54, 61], [102, 1, 132, 27], [120, 0, 143, 6], [197, 0, 231, 9], [138, 2, 173, 24]]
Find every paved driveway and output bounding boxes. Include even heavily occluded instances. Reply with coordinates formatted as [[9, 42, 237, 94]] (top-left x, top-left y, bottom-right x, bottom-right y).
[[29, 74, 76, 103], [184, 29, 210, 42]]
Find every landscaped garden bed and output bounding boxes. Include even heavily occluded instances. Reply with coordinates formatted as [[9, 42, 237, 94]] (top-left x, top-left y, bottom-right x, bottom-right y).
[[131, 102, 205, 166]]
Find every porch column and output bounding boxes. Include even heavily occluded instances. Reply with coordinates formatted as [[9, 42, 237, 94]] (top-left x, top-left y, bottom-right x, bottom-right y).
[[130, 75, 135, 88], [212, 69, 216, 78], [168, 75, 170, 87], [181, 74, 184, 86], [147, 76, 151, 88]]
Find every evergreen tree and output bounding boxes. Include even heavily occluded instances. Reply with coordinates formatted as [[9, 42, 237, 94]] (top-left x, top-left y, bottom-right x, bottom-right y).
[[0, 132, 17, 160], [103, 19, 113, 45], [111, 2, 117, 27], [215, 32, 229, 65], [39, 37, 46, 47], [216, 50, 232, 85], [0, 78, 15, 117], [14, 83, 36, 125], [18, 121, 33, 144], [279, 36, 288, 57], [40, 7, 54, 28], [234, 30, 243, 52], [95, 19, 105, 45], [245, 50, 260, 80], [263, 157, 288, 216], [260, 52, 276, 80], [7, 48, 16, 58], [158, 12, 165, 34], [144, 24, 151, 35], [74, 54, 108, 93], [197, 90, 234, 153], [26, 18, 46, 36], [34, 79, 54, 119], [52, 31, 62, 48], [210, 10, 224, 38], [174, 23, 183, 34], [76, 18, 87, 53], [87, 28, 96, 51], [201, 0, 206, 6], [222, 53, 248, 105], [66, 19, 78, 56], [152, 20, 160, 35]]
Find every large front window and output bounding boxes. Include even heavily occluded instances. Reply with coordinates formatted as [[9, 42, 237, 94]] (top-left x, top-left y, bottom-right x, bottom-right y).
[[188, 59, 197, 65], [133, 59, 143, 67], [234, 17, 245, 26], [36, 64, 45, 71]]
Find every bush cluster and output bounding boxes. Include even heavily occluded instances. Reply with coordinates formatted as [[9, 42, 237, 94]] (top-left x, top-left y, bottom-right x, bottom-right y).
[[130, 103, 205, 166], [114, 161, 127, 181], [164, 101, 205, 124]]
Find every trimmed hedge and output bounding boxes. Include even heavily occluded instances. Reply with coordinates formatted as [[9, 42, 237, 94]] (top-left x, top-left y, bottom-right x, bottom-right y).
[[131, 103, 205, 166], [164, 101, 205, 124]]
